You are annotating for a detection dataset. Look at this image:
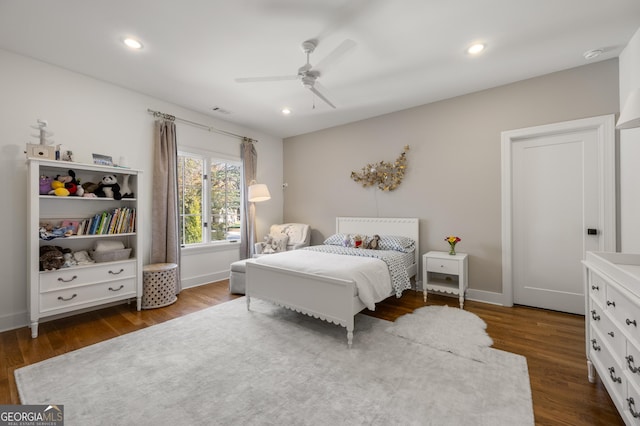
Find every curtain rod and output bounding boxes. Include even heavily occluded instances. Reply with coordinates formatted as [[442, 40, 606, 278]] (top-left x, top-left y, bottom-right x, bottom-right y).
[[147, 108, 257, 143]]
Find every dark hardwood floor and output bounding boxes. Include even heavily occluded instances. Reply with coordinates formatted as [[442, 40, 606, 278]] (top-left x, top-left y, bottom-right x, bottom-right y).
[[0, 281, 623, 425]]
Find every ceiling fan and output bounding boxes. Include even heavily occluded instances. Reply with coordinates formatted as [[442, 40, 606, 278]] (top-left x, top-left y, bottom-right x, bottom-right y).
[[235, 38, 356, 109]]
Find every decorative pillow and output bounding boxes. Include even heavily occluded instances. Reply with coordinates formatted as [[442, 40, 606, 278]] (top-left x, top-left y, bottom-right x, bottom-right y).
[[271, 234, 289, 252], [377, 235, 415, 252]]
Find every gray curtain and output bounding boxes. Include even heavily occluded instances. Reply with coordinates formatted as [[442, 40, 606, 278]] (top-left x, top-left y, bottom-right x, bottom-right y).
[[151, 119, 181, 293], [240, 139, 257, 259]]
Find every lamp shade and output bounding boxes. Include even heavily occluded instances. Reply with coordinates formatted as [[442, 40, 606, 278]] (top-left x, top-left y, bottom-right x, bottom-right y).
[[248, 183, 271, 202], [617, 88, 640, 129]]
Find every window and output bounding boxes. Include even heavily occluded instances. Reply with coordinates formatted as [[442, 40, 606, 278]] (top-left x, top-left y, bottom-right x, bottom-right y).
[[178, 151, 242, 246]]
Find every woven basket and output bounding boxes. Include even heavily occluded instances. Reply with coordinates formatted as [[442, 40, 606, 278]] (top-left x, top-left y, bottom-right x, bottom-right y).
[[90, 248, 132, 263]]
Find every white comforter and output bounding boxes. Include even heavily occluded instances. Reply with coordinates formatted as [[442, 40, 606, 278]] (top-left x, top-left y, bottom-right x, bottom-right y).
[[253, 250, 392, 310]]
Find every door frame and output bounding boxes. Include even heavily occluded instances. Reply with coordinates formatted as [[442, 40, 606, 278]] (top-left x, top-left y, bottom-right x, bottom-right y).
[[500, 114, 616, 307]]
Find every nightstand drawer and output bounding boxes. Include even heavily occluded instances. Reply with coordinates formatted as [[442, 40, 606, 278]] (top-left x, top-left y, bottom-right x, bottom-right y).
[[426, 258, 459, 275]]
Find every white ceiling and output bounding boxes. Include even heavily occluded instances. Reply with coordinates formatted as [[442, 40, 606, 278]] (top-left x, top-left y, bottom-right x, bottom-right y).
[[1, 0, 639, 138]]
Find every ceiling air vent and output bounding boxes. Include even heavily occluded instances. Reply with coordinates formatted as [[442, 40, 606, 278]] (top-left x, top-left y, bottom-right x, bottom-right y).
[[211, 106, 231, 114]]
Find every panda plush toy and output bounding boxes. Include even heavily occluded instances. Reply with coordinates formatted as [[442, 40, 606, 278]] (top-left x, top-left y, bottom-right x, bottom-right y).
[[95, 174, 122, 200]]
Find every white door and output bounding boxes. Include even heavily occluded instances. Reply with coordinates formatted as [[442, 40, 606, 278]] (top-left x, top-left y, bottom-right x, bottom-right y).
[[501, 115, 615, 314]]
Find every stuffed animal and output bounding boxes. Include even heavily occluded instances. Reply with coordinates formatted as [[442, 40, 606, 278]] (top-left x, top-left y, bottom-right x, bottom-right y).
[[353, 234, 364, 248], [39, 175, 52, 195], [94, 175, 122, 200], [366, 234, 381, 250], [49, 180, 70, 197], [51, 170, 84, 196], [39, 245, 65, 271], [81, 181, 99, 198]]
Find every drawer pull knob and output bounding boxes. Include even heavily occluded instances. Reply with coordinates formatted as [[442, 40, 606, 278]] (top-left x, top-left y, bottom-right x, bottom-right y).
[[592, 285, 600, 291], [109, 269, 125, 275], [608, 366, 622, 383], [607, 300, 616, 307], [627, 318, 638, 327], [608, 331, 615, 337], [108, 285, 124, 292], [591, 310, 600, 321], [57, 293, 77, 302], [591, 339, 601, 351], [628, 397, 640, 418], [626, 355, 640, 374], [57, 275, 78, 283]]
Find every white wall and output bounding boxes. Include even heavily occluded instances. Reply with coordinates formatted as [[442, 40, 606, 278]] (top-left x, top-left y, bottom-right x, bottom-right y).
[[619, 27, 640, 253], [0, 49, 283, 331]]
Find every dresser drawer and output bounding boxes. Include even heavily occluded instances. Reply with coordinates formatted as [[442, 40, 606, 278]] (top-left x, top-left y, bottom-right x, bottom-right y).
[[40, 278, 135, 314], [626, 375, 640, 425], [40, 261, 136, 291], [589, 271, 607, 308], [607, 285, 640, 342], [598, 312, 626, 360], [426, 258, 459, 275], [626, 342, 640, 388], [592, 327, 627, 403]]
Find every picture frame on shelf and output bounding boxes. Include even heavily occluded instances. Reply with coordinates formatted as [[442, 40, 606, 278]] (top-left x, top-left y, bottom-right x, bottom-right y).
[[92, 153, 113, 166]]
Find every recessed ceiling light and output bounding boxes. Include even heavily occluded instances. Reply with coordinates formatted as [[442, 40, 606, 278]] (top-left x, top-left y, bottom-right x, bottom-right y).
[[583, 49, 603, 60], [123, 38, 143, 50], [467, 43, 485, 55], [282, 108, 291, 115]]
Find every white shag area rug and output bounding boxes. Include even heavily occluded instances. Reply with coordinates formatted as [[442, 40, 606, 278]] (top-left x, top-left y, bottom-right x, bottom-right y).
[[386, 305, 494, 361], [15, 298, 534, 426]]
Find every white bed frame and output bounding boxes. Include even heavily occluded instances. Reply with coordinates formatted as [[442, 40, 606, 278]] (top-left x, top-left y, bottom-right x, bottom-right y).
[[246, 217, 419, 347]]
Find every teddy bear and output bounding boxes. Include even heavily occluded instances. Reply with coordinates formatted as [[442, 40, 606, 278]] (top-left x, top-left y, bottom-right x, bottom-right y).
[[39, 245, 65, 271], [366, 234, 381, 250], [353, 234, 364, 248], [94, 175, 122, 200]]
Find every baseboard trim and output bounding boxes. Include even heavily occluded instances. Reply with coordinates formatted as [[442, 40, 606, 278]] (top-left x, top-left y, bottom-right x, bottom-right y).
[[0, 310, 28, 333], [181, 271, 229, 289]]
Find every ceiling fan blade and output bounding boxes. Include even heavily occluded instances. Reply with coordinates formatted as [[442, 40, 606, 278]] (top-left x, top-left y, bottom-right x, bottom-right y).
[[235, 75, 298, 83], [309, 84, 336, 109], [314, 39, 356, 72]]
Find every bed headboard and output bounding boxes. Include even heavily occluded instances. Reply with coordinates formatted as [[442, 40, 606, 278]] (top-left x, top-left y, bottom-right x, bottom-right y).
[[335, 217, 420, 267]]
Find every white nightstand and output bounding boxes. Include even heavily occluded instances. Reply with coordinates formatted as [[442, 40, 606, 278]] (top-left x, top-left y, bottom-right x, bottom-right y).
[[423, 251, 469, 309]]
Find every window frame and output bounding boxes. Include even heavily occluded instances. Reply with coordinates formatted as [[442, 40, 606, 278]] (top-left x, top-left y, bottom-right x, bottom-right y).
[[177, 147, 243, 249]]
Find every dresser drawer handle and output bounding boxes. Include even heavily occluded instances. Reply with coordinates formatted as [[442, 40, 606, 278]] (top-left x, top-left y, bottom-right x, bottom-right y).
[[108, 285, 124, 292], [591, 310, 600, 321], [608, 331, 615, 337], [627, 318, 637, 327], [57, 293, 77, 302], [627, 355, 640, 374], [109, 269, 125, 275], [591, 285, 599, 291], [57, 275, 78, 283], [628, 397, 640, 418], [591, 339, 601, 351], [607, 300, 616, 307], [609, 366, 622, 383]]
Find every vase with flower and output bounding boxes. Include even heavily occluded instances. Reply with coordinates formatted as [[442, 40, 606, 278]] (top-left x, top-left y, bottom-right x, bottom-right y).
[[445, 236, 461, 255]]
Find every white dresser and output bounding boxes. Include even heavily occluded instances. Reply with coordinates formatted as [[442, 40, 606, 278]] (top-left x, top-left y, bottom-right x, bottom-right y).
[[583, 251, 640, 425]]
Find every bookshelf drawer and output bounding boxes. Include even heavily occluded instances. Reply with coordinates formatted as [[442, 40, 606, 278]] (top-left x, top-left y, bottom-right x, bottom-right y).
[[40, 260, 136, 291], [40, 278, 136, 314]]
